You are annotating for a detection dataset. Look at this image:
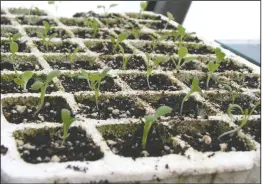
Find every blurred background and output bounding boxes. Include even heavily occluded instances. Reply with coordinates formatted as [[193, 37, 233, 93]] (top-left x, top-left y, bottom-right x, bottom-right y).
[[2, 1, 260, 65]]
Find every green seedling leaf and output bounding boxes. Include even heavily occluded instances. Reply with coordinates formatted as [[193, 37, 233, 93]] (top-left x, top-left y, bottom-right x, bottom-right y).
[[14, 71, 34, 91], [140, 2, 147, 10], [10, 42, 18, 53], [167, 12, 174, 21], [46, 70, 61, 84], [155, 105, 172, 117], [178, 47, 188, 59], [97, 5, 105, 9], [177, 25, 186, 39], [109, 3, 118, 8], [61, 109, 78, 146], [215, 48, 225, 63], [12, 33, 21, 41], [206, 61, 220, 88], [48, 1, 55, 4], [31, 81, 44, 90], [117, 33, 129, 44]]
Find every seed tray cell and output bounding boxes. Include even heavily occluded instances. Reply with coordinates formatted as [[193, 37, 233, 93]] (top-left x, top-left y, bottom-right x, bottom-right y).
[[16, 16, 57, 26], [1, 26, 19, 38], [24, 26, 72, 39]]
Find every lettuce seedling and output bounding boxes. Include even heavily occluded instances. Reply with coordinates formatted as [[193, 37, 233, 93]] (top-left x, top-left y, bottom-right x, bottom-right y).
[[127, 22, 140, 39], [218, 101, 261, 140], [80, 68, 111, 110], [37, 21, 57, 51], [61, 108, 79, 146], [97, 4, 118, 16], [109, 33, 129, 52], [14, 71, 33, 92], [177, 25, 196, 46], [165, 12, 174, 29], [139, 1, 148, 18], [85, 18, 99, 37], [119, 45, 130, 70], [223, 84, 239, 105], [180, 77, 202, 114], [145, 53, 168, 89], [65, 47, 80, 64], [31, 70, 61, 116], [149, 35, 167, 51], [142, 106, 172, 150], [8, 33, 21, 75], [174, 46, 197, 70], [206, 48, 225, 88]]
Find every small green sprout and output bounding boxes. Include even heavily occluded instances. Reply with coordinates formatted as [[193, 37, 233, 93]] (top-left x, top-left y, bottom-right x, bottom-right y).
[[119, 45, 130, 70], [127, 22, 140, 39], [174, 46, 197, 70], [65, 47, 80, 64], [85, 18, 99, 37], [14, 71, 34, 92], [223, 84, 239, 104], [180, 77, 202, 114], [140, 1, 148, 18], [80, 68, 111, 110], [109, 33, 129, 52], [165, 12, 174, 29], [31, 70, 61, 116], [61, 108, 79, 146], [218, 101, 260, 140], [37, 21, 57, 51], [145, 53, 168, 89], [8, 33, 21, 75], [142, 106, 172, 150], [206, 48, 225, 88], [97, 4, 118, 16], [176, 25, 196, 46], [149, 35, 167, 51]]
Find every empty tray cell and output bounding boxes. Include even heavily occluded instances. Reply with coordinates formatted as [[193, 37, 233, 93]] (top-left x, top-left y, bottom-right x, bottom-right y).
[[59, 73, 121, 93], [226, 73, 260, 89], [114, 30, 157, 41], [120, 73, 182, 91], [169, 119, 255, 152], [75, 94, 146, 119], [1, 73, 58, 94], [60, 17, 85, 27], [203, 92, 260, 115], [2, 96, 71, 124], [140, 93, 217, 118], [34, 40, 85, 53], [97, 123, 186, 158], [84, 40, 133, 54], [44, 54, 100, 70], [131, 41, 176, 55], [8, 7, 47, 16], [1, 17, 11, 25], [99, 17, 139, 29], [13, 126, 104, 163], [25, 27, 71, 39], [181, 43, 215, 55], [100, 55, 146, 70], [16, 16, 57, 26], [157, 30, 203, 43], [72, 28, 113, 39], [239, 118, 261, 143], [1, 54, 42, 71], [139, 20, 176, 30], [126, 13, 161, 20], [1, 27, 19, 38], [1, 40, 31, 53]]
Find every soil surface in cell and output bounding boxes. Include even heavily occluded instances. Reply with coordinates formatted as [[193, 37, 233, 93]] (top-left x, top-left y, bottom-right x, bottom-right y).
[[74, 29, 111, 39], [60, 75, 121, 93], [3, 97, 71, 124], [1, 61, 42, 71], [48, 59, 100, 70], [1, 75, 57, 94], [104, 55, 146, 70], [73, 11, 120, 19], [77, 97, 146, 119], [14, 126, 104, 163], [87, 42, 133, 54], [35, 41, 84, 53], [242, 119, 261, 143], [26, 28, 70, 39], [236, 76, 260, 89], [142, 94, 213, 118], [186, 45, 214, 55], [115, 30, 156, 41], [139, 43, 176, 55], [99, 123, 187, 159], [216, 60, 253, 73], [16, 17, 57, 26], [121, 74, 180, 91], [99, 18, 139, 29], [143, 21, 176, 30], [1, 41, 30, 53], [1, 17, 11, 25], [164, 35, 202, 43], [160, 59, 203, 71]]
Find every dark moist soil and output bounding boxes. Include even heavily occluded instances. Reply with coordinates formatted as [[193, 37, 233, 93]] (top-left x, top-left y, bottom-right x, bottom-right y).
[[48, 59, 100, 70], [73, 11, 120, 19], [139, 43, 176, 54], [1, 76, 57, 94], [114, 30, 156, 41], [186, 45, 214, 55], [1, 145, 8, 155], [242, 119, 261, 143], [121, 74, 181, 91], [142, 94, 211, 118], [239, 76, 260, 89], [77, 97, 146, 119], [14, 126, 104, 163], [60, 75, 121, 93], [99, 123, 186, 159], [144, 21, 176, 30], [164, 35, 201, 43], [1, 17, 11, 25], [74, 29, 111, 39], [1, 41, 30, 53], [34, 41, 84, 53], [99, 18, 139, 29], [160, 58, 203, 71], [215, 60, 253, 73], [16, 17, 57, 26], [3, 97, 71, 124], [26, 28, 70, 39], [87, 42, 133, 54], [104, 55, 146, 70], [1, 61, 42, 71]]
